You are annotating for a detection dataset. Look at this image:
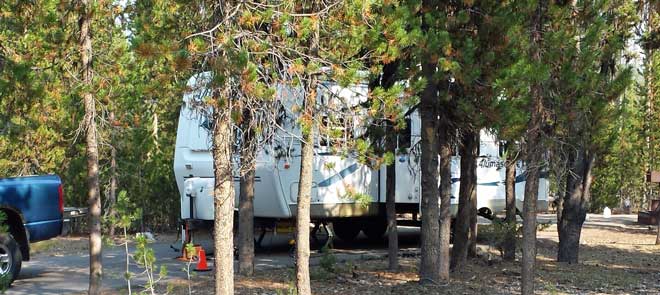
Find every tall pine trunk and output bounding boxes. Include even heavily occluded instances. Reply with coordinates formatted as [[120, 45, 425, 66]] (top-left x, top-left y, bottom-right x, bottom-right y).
[[295, 82, 316, 295], [503, 144, 517, 261], [656, 209, 660, 245], [294, 11, 320, 294], [79, 0, 103, 292], [419, 59, 441, 284], [468, 139, 480, 258], [521, 1, 547, 294], [386, 137, 398, 271], [107, 114, 118, 238], [557, 149, 595, 263], [647, 1, 660, 246], [378, 61, 399, 272], [451, 130, 478, 269], [438, 124, 452, 280], [212, 113, 235, 295], [238, 161, 255, 276]]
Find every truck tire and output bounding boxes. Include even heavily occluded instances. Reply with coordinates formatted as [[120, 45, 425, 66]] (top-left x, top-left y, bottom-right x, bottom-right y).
[[332, 220, 360, 242], [0, 234, 22, 285]]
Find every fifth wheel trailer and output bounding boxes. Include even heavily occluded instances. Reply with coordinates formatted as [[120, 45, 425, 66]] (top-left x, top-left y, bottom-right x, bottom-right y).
[[173, 73, 549, 243]]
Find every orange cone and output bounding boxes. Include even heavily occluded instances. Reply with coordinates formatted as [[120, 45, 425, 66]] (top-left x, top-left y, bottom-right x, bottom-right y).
[[194, 247, 211, 272]]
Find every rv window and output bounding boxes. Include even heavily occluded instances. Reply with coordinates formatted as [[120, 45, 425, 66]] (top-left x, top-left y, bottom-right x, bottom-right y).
[[200, 117, 213, 131], [320, 115, 352, 147], [397, 118, 412, 149]]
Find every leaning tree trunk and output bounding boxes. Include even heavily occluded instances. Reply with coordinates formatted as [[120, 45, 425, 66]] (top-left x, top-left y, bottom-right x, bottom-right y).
[[79, 0, 103, 293], [451, 129, 478, 269], [438, 123, 453, 280], [503, 144, 517, 261], [238, 160, 256, 276], [558, 149, 595, 263], [212, 112, 235, 295], [418, 59, 441, 284]]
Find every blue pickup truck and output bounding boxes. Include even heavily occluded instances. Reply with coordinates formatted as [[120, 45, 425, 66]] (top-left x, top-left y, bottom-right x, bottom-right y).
[[0, 175, 64, 283]]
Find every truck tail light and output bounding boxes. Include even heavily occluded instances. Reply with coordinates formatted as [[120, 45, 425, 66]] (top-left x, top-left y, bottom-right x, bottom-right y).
[[58, 184, 64, 214]]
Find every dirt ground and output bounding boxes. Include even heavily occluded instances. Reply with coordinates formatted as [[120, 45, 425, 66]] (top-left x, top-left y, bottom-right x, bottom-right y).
[[158, 224, 660, 295], [43, 223, 660, 294]]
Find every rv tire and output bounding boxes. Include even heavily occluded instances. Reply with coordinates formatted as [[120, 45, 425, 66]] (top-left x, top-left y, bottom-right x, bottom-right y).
[[332, 220, 360, 242], [361, 219, 386, 241]]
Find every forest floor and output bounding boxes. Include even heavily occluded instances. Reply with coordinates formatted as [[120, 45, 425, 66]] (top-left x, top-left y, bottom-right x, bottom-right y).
[[21, 215, 660, 295], [159, 223, 660, 295]]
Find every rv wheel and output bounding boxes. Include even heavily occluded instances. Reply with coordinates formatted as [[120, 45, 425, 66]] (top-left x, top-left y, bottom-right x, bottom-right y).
[[332, 220, 360, 242], [361, 219, 386, 241]]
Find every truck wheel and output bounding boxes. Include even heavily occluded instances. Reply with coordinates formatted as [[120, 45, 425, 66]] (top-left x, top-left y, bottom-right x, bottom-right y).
[[361, 220, 386, 241], [332, 220, 360, 242], [0, 234, 22, 285]]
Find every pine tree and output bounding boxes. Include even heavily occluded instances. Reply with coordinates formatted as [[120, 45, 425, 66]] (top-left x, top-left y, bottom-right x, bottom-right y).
[[549, 0, 636, 264]]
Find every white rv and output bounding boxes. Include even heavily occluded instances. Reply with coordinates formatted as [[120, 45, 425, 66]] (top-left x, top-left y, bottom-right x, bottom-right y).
[[173, 74, 549, 242]]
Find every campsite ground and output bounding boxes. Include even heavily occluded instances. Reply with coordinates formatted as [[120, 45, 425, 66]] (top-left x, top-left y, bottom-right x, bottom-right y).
[[7, 214, 660, 295], [167, 220, 660, 295]]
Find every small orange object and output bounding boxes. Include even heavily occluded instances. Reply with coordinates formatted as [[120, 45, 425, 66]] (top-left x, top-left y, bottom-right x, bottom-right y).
[[177, 245, 200, 262], [194, 247, 211, 272]]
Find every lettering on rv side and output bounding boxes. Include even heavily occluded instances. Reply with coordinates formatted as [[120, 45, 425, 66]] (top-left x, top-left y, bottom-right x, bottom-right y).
[[478, 157, 504, 169]]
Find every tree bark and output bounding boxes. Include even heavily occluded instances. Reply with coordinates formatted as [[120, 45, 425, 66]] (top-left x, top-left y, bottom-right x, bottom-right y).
[[294, 9, 320, 294], [468, 182, 478, 258], [107, 114, 118, 238], [419, 59, 441, 284], [503, 144, 517, 261], [647, 0, 660, 246], [558, 149, 595, 263], [212, 113, 235, 295], [437, 124, 452, 280], [295, 81, 315, 295], [386, 141, 398, 271], [79, 0, 102, 293], [379, 61, 399, 272], [238, 161, 255, 276], [655, 208, 660, 245], [451, 129, 478, 269], [521, 2, 547, 294]]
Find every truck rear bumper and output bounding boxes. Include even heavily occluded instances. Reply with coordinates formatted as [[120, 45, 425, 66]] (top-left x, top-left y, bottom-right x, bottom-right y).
[[61, 218, 71, 236], [61, 207, 88, 236]]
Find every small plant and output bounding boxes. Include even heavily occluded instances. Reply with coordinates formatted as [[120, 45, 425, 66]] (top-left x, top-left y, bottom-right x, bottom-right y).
[[182, 243, 196, 295], [484, 217, 520, 258], [319, 245, 336, 273], [113, 190, 167, 294], [114, 191, 141, 294], [134, 234, 168, 295], [276, 270, 297, 295], [343, 189, 372, 209]]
